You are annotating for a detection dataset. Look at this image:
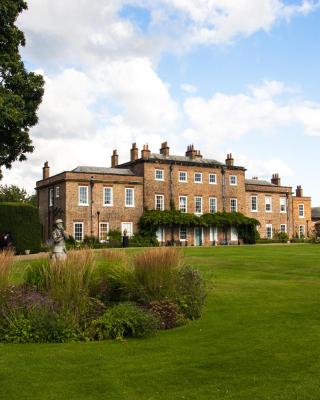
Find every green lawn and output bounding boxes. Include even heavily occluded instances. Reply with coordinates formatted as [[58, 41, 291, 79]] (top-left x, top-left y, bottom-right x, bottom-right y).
[[1, 245, 320, 400]]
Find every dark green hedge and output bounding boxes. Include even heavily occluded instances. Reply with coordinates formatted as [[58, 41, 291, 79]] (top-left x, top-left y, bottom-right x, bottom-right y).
[[0, 202, 41, 254]]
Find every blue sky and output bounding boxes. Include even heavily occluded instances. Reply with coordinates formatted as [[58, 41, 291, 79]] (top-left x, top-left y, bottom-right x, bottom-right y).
[[2, 0, 320, 204]]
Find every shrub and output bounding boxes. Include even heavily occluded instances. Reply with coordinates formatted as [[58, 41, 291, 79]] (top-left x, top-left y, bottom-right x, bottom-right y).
[[0, 286, 79, 343], [107, 230, 122, 248], [90, 302, 158, 340], [274, 231, 289, 243], [129, 233, 159, 248], [148, 300, 186, 329], [0, 250, 14, 290], [176, 265, 206, 320], [0, 203, 41, 254]]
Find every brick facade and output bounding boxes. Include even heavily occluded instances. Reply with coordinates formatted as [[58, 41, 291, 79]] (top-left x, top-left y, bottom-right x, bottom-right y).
[[36, 142, 312, 244]]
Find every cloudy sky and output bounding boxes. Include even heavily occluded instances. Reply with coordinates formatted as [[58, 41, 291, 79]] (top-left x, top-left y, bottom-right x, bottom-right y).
[[2, 0, 320, 204]]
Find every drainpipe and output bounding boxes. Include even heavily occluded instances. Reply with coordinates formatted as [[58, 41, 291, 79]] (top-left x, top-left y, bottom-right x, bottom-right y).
[[90, 176, 94, 237]]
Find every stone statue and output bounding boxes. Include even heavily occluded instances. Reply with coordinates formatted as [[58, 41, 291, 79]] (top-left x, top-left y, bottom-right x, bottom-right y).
[[51, 219, 69, 260]]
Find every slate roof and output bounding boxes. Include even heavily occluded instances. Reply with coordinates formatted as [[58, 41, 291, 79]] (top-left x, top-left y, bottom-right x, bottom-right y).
[[312, 207, 320, 219], [148, 153, 224, 166], [245, 179, 276, 186], [72, 166, 135, 176]]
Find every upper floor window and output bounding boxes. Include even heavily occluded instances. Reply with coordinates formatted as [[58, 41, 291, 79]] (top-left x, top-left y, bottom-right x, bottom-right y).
[[194, 173, 202, 183], [125, 188, 134, 207], [49, 188, 54, 207], [103, 187, 113, 206], [78, 186, 88, 206], [280, 197, 286, 213], [55, 186, 60, 198], [194, 196, 203, 214], [265, 196, 272, 212], [155, 194, 164, 211], [230, 198, 238, 212], [179, 171, 187, 182], [209, 173, 217, 184], [251, 196, 258, 212], [155, 169, 164, 181], [230, 175, 237, 185], [179, 196, 187, 213], [299, 204, 305, 218]]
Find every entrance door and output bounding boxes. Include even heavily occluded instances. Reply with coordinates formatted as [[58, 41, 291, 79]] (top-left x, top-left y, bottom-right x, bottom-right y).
[[194, 227, 203, 246]]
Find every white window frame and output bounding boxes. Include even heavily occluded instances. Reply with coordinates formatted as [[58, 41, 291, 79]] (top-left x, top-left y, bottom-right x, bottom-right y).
[[55, 186, 60, 199], [194, 196, 203, 214], [49, 188, 54, 207], [209, 173, 217, 185], [265, 196, 272, 213], [78, 186, 89, 206], [155, 194, 164, 211], [280, 224, 287, 233], [299, 225, 305, 238], [179, 226, 188, 241], [209, 197, 217, 214], [251, 195, 258, 212], [280, 197, 286, 213], [179, 171, 188, 183], [266, 224, 273, 239], [73, 222, 84, 242], [103, 187, 113, 207], [209, 226, 218, 242], [230, 175, 237, 186], [230, 198, 238, 212], [194, 172, 203, 183], [231, 226, 238, 241], [299, 204, 305, 218], [125, 188, 135, 207], [121, 222, 133, 237], [179, 196, 187, 213], [99, 222, 109, 243], [155, 169, 164, 181]]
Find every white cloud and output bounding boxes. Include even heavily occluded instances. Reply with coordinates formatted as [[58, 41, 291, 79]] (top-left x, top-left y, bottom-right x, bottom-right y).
[[182, 80, 320, 148], [181, 83, 198, 94]]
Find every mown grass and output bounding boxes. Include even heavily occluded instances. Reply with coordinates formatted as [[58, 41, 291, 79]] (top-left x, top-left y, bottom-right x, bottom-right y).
[[1, 244, 320, 400]]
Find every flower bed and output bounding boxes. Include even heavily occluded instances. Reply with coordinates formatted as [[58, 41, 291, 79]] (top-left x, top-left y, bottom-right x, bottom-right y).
[[0, 248, 206, 343]]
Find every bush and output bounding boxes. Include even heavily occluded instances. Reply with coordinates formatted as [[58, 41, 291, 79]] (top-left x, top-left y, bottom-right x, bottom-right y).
[[0, 286, 79, 343], [176, 265, 206, 320], [107, 230, 122, 248], [90, 302, 158, 340], [274, 231, 289, 243], [148, 300, 186, 329], [0, 203, 41, 254], [129, 233, 159, 248]]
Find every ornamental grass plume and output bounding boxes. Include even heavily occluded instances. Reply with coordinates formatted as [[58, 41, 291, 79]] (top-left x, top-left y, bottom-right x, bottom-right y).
[[0, 250, 14, 290], [133, 247, 183, 302]]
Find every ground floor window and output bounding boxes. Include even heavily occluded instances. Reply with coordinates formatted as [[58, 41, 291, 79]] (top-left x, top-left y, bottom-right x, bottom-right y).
[[266, 224, 273, 239], [74, 222, 84, 241], [121, 222, 133, 237], [280, 224, 287, 233], [299, 225, 305, 238], [179, 226, 188, 241], [99, 222, 109, 242], [231, 226, 238, 241], [209, 226, 217, 242], [156, 226, 165, 242]]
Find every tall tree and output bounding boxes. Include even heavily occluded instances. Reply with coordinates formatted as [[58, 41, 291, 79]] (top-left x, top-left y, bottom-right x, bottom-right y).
[[0, 184, 28, 202], [0, 0, 44, 177]]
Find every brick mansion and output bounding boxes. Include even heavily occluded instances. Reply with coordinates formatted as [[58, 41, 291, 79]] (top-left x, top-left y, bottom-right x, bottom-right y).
[[36, 142, 312, 245]]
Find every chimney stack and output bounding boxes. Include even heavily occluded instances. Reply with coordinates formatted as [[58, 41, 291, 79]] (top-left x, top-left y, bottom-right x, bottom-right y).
[[111, 150, 119, 167], [43, 161, 50, 180], [225, 153, 234, 167], [271, 173, 281, 186], [141, 144, 151, 159], [185, 144, 202, 160], [130, 143, 139, 161], [296, 185, 303, 197], [160, 141, 170, 157]]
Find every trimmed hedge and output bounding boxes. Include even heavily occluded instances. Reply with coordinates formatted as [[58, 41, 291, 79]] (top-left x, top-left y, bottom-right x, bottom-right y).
[[0, 202, 41, 254]]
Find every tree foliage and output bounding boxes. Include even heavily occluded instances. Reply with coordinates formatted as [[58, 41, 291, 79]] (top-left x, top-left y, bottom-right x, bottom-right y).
[[0, 0, 44, 174], [0, 184, 35, 204]]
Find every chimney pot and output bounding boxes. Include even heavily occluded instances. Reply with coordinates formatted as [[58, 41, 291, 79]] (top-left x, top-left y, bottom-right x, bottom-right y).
[[130, 143, 139, 161], [43, 161, 50, 180], [271, 173, 281, 186], [141, 144, 151, 159], [111, 150, 119, 167], [160, 141, 170, 157], [225, 153, 234, 167]]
